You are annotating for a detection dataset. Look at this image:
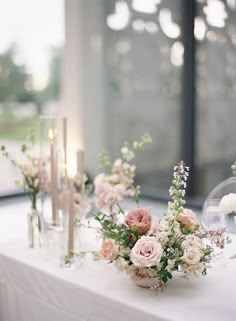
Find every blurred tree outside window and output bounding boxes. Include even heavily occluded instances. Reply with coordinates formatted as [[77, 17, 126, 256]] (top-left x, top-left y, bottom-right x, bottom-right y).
[[0, 0, 64, 195]]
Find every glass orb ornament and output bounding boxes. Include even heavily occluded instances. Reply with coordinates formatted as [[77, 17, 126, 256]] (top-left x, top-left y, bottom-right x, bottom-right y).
[[202, 177, 236, 235]]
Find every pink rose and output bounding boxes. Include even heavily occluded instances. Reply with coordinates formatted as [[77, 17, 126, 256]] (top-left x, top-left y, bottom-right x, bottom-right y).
[[176, 208, 199, 231], [130, 236, 163, 267], [100, 239, 119, 261], [125, 208, 152, 234]]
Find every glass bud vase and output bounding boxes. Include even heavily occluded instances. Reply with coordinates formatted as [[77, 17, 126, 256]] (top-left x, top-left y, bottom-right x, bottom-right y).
[[28, 208, 45, 248]]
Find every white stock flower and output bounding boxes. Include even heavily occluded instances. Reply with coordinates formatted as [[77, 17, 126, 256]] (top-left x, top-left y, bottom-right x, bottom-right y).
[[113, 158, 122, 167], [166, 259, 176, 273], [219, 193, 236, 214]]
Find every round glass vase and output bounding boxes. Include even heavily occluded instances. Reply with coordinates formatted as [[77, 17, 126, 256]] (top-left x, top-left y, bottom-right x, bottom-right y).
[[28, 207, 45, 248], [202, 177, 236, 234]]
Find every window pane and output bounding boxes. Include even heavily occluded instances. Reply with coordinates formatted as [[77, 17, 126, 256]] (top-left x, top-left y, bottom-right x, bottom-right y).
[[0, 0, 64, 195], [104, 0, 183, 196], [195, 0, 236, 197]]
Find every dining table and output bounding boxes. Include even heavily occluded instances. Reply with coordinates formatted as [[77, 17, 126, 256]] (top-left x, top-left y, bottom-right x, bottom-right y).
[[0, 198, 236, 321]]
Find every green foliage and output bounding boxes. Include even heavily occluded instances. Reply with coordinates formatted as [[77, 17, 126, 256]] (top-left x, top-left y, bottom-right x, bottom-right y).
[[232, 161, 236, 177], [0, 45, 33, 104], [99, 149, 112, 170], [95, 212, 134, 248], [0, 113, 39, 141], [121, 133, 152, 162], [0, 44, 62, 119]]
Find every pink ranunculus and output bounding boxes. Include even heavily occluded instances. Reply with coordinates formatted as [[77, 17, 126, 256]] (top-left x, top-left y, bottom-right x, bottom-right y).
[[125, 208, 152, 234], [100, 239, 119, 261], [176, 208, 199, 231], [130, 236, 163, 267]]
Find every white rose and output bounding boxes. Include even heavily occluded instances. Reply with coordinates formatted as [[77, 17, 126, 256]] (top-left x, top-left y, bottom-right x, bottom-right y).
[[182, 235, 204, 250], [183, 246, 201, 265], [219, 193, 236, 214], [182, 262, 205, 276]]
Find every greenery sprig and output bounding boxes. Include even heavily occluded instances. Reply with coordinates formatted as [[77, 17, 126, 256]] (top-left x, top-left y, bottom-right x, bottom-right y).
[[232, 161, 236, 176]]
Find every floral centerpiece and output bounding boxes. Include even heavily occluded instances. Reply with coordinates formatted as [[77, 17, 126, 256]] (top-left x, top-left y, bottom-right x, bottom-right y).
[[93, 137, 229, 290]]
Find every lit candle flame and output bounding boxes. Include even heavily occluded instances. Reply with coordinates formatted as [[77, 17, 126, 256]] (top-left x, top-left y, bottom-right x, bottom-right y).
[[48, 128, 54, 141]]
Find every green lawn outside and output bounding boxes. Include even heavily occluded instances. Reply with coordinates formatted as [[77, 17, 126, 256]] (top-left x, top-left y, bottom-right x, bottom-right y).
[[0, 113, 39, 141]]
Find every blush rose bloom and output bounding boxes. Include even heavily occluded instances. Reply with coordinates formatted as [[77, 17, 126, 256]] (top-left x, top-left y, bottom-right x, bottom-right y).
[[130, 236, 163, 267], [100, 239, 119, 261], [125, 208, 152, 234], [183, 246, 201, 265], [176, 209, 199, 230]]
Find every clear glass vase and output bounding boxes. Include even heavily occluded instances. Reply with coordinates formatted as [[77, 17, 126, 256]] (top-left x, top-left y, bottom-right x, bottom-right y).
[[28, 208, 45, 248]]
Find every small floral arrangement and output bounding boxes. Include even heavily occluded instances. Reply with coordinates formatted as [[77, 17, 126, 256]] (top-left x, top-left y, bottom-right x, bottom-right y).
[[95, 142, 229, 289], [1, 131, 47, 210], [94, 133, 152, 210]]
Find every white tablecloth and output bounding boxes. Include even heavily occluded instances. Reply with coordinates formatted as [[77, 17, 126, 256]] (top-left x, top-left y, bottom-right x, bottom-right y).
[[1, 200, 236, 321]]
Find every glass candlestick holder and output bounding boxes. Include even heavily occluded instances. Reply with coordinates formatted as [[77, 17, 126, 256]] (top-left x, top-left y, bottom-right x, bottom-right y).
[[58, 150, 86, 268], [39, 115, 67, 227]]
